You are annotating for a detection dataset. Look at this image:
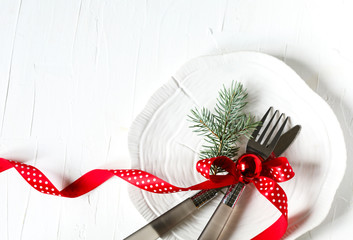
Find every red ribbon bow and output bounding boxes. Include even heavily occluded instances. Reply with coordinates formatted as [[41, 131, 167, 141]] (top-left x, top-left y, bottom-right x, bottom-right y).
[[193, 154, 295, 240], [0, 154, 294, 239]]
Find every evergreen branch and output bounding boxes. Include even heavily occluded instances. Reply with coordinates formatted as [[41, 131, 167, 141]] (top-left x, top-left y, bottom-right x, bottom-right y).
[[188, 81, 260, 174]]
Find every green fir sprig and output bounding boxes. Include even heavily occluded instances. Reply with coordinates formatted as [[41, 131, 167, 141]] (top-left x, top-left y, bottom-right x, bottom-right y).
[[188, 81, 260, 174]]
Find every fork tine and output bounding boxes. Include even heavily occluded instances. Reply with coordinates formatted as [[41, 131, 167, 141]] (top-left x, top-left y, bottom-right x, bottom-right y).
[[262, 113, 284, 146], [257, 110, 278, 143], [267, 116, 289, 149], [250, 107, 272, 139]]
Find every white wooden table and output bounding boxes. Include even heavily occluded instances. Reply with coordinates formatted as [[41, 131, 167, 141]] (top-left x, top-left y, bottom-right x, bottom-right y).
[[0, 1, 352, 239]]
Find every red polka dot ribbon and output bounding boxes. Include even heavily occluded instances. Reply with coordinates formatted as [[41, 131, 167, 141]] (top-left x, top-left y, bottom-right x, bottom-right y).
[[0, 154, 294, 239], [229, 153, 295, 240], [0, 156, 239, 197]]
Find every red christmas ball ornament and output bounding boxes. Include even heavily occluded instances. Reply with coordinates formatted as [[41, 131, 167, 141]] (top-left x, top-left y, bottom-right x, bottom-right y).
[[236, 153, 263, 183]]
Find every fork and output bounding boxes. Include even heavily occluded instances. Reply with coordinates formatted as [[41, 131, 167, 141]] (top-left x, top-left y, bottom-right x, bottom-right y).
[[198, 107, 289, 240]]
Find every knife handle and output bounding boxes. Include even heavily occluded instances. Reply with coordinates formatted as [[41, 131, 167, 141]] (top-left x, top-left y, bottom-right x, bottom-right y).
[[124, 189, 219, 240], [198, 183, 245, 240], [124, 198, 196, 240]]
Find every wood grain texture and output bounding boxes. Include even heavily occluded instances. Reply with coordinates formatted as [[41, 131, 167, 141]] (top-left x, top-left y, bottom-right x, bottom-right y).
[[0, 0, 352, 239]]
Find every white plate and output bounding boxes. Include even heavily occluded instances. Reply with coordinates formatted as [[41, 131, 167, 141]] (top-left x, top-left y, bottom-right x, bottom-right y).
[[127, 52, 346, 239]]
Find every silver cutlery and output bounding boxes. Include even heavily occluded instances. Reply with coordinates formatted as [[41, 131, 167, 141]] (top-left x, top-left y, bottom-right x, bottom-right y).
[[125, 107, 300, 240], [198, 107, 289, 240]]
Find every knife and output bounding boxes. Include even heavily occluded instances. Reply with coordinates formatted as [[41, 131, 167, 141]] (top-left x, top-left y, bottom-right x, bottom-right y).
[[124, 125, 301, 240], [197, 122, 301, 240]]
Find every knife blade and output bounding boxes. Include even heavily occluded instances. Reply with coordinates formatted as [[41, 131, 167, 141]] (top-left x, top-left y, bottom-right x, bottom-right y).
[[197, 124, 301, 240], [124, 125, 301, 240], [273, 125, 301, 157]]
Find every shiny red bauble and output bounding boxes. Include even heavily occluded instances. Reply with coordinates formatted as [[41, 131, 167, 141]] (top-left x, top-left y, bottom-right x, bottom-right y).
[[236, 153, 263, 183]]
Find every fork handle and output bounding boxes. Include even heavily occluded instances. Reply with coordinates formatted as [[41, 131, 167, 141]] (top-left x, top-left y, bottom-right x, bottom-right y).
[[198, 203, 232, 240], [198, 183, 245, 240]]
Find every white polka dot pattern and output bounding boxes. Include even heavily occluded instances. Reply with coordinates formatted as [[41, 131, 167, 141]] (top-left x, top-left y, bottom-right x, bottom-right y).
[[1, 153, 294, 225], [110, 169, 180, 193], [254, 176, 288, 217], [0, 157, 236, 197], [1, 152, 295, 239], [196, 158, 214, 179], [10, 161, 61, 196], [262, 157, 295, 182]]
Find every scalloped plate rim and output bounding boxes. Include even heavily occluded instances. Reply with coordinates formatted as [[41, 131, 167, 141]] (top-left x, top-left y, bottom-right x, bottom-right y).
[[127, 51, 346, 239]]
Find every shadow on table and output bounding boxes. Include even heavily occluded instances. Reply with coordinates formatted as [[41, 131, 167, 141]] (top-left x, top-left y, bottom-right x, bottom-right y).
[[279, 54, 353, 238]]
